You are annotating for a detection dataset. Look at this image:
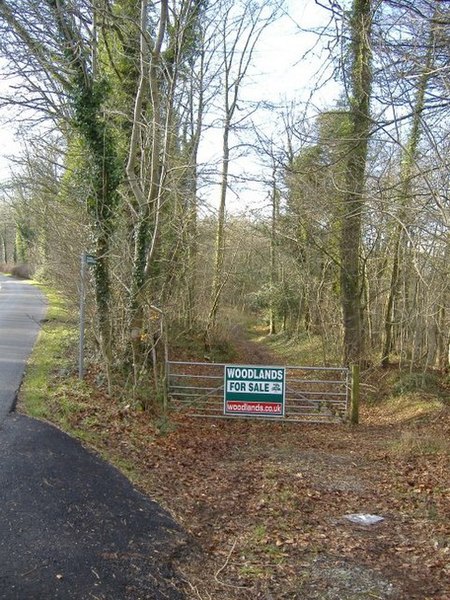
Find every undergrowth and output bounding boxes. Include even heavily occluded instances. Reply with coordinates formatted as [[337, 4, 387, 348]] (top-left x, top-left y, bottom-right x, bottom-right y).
[[389, 429, 449, 456]]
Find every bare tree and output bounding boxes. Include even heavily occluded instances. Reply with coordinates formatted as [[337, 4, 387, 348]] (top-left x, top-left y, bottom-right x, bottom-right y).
[[207, 0, 282, 332]]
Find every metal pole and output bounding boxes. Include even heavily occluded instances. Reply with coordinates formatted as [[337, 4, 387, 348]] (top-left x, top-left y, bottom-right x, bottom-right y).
[[79, 252, 86, 379]]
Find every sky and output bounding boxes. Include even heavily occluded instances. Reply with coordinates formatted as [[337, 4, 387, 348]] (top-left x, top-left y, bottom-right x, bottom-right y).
[[197, 0, 341, 214], [250, 0, 337, 101], [0, 107, 21, 182], [0, 0, 340, 210]]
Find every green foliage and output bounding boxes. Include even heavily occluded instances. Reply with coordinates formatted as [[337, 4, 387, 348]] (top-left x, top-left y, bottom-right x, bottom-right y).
[[71, 74, 122, 224], [98, 0, 142, 163], [392, 372, 441, 397], [14, 208, 36, 263], [281, 110, 352, 334], [15, 226, 31, 262], [154, 414, 177, 436], [248, 280, 300, 327]]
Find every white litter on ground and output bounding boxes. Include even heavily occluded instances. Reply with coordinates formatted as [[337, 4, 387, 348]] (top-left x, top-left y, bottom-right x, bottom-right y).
[[344, 514, 385, 525]]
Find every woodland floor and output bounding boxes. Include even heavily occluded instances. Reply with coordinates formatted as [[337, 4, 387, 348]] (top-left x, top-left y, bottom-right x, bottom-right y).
[[28, 334, 450, 600]]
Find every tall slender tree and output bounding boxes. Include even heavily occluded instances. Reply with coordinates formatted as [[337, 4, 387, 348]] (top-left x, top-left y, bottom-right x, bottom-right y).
[[340, 0, 374, 364], [207, 0, 281, 331]]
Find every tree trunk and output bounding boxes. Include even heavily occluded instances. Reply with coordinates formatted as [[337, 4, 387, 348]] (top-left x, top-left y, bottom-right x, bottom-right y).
[[340, 0, 373, 365], [269, 168, 278, 335], [209, 120, 230, 330]]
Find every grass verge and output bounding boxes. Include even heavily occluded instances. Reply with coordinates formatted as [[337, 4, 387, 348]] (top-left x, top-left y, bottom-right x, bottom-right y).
[[19, 282, 84, 425], [18, 282, 158, 482]]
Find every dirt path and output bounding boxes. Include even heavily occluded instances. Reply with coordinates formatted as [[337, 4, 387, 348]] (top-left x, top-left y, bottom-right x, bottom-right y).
[[228, 324, 283, 366]]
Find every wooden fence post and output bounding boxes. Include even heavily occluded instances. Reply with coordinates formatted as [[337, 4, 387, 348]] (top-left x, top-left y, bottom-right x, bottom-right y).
[[350, 363, 360, 424]]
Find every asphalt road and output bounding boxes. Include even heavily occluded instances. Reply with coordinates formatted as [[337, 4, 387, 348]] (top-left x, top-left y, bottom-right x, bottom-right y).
[[0, 274, 47, 423], [0, 276, 193, 599]]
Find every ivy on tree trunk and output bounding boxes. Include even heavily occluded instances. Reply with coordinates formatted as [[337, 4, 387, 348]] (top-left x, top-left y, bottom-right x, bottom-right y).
[[340, 0, 373, 365]]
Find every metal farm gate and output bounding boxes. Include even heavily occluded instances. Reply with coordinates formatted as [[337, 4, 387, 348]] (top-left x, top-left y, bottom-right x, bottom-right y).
[[167, 361, 350, 423]]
